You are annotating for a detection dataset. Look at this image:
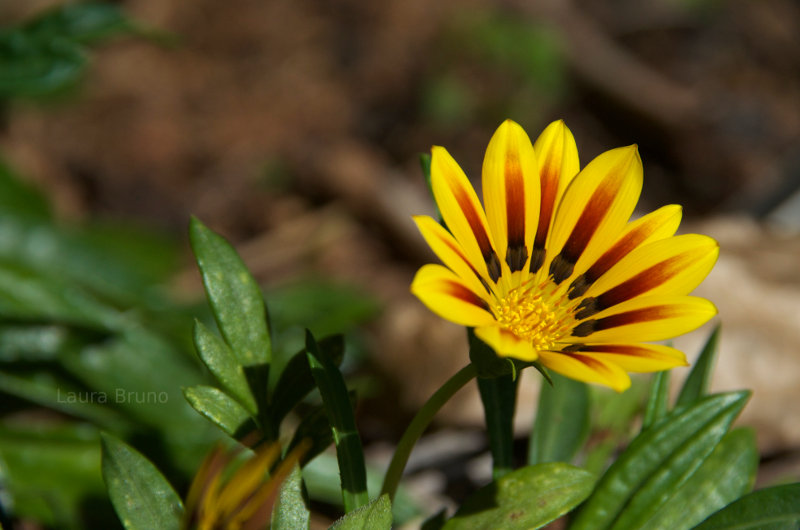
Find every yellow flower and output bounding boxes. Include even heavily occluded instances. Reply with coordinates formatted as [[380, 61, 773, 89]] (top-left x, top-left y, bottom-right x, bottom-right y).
[[411, 120, 718, 392]]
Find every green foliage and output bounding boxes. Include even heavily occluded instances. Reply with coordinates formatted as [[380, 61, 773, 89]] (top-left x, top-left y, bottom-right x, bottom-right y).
[[271, 465, 310, 530], [694, 482, 800, 529], [529, 372, 590, 465], [676, 324, 720, 407], [642, 370, 671, 430], [100, 434, 183, 530], [478, 373, 518, 479], [0, 3, 146, 100], [329, 494, 392, 530], [443, 463, 595, 529]]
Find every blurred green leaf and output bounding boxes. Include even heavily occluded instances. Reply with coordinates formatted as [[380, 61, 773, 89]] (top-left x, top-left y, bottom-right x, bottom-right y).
[[189, 217, 271, 366], [101, 433, 183, 530], [270, 334, 344, 431], [676, 325, 720, 407], [306, 330, 368, 512], [0, 34, 86, 98], [443, 463, 596, 530], [183, 385, 254, 439], [271, 464, 310, 530], [23, 3, 135, 45], [0, 422, 112, 529], [193, 320, 257, 415], [644, 428, 757, 529], [288, 404, 334, 467], [693, 482, 800, 530], [642, 371, 671, 431], [478, 373, 517, 479], [529, 372, 589, 465], [0, 160, 52, 220], [329, 494, 392, 530], [570, 391, 750, 530]]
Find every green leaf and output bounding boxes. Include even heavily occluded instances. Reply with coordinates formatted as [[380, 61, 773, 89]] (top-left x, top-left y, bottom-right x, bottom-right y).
[[189, 216, 271, 366], [183, 385, 254, 439], [0, 160, 52, 220], [305, 330, 368, 512], [24, 3, 135, 45], [270, 334, 344, 430], [287, 404, 334, 466], [0, 422, 111, 529], [642, 370, 671, 431], [478, 373, 518, 479], [676, 325, 720, 407], [529, 372, 589, 465], [330, 494, 392, 530], [100, 433, 183, 530], [570, 391, 750, 530], [193, 320, 257, 414], [693, 482, 800, 530], [644, 428, 757, 530], [271, 464, 310, 530], [443, 463, 596, 530], [0, 35, 87, 98]]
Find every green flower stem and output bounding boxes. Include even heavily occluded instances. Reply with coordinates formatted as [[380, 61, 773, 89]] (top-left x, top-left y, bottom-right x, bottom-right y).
[[380, 363, 478, 501], [478, 373, 518, 480]]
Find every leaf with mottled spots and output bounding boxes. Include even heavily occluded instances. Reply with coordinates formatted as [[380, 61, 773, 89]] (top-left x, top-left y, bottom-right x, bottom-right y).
[[189, 216, 271, 367], [443, 463, 595, 530], [101, 433, 183, 530], [330, 494, 392, 530]]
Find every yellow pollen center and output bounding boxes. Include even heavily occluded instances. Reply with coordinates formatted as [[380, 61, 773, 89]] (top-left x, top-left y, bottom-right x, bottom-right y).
[[491, 280, 575, 352]]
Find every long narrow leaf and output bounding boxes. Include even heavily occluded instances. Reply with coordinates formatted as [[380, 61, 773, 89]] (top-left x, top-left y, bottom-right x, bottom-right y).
[[694, 482, 800, 530], [529, 372, 589, 464], [305, 330, 368, 512], [183, 385, 254, 439], [676, 325, 720, 407], [642, 370, 671, 431]]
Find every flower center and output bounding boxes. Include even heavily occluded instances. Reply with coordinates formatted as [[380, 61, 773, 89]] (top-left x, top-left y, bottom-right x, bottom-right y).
[[491, 279, 576, 352]]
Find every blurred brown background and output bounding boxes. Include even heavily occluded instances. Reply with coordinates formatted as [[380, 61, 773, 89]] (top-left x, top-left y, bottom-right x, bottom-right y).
[[2, 0, 800, 493]]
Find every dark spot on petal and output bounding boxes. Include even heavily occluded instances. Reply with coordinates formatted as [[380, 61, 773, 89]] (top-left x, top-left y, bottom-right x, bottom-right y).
[[572, 320, 596, 337], [486, 251, 502, 283], [549, 253, 575, 284], [529, 246, 545, 274], [568, 274, 592, 299], [575, 297, 601, 320], [506, 243, 528, 272]]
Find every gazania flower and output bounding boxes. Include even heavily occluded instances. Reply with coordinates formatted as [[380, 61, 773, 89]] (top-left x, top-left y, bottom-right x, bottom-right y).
[[411, 120, 718, 391]]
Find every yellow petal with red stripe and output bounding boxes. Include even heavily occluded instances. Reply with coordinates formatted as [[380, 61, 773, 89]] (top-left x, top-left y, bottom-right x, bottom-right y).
[[411, 264, 495, 327], [413, 215, 491, 301], [571, 295, 717, 343], [574, 343, 688, 372], [546, 146, 643, 285], [482, 120, 540, 273], [475, 325, 537, 361], [530, 120, 580, 273], [539, 350, 631, 392], [430, 146, 501, 283]]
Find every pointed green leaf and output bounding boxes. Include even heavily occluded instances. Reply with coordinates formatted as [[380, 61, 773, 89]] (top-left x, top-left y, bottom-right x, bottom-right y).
[[305, 330, 368, 512], [644, 428, 757, 530], [183, 385, 254, 439], [642, 370, 671, 430], [478, 373, 518, 479], [100, 433, 183, 530], [330, 494, 392, 530], [693, 482, 800, 530], [271, 334, 344, 430], [676, 325, 720, 407], [271, 464, 310, 530], [609, 398, 751, 529], [193, 320, 257, 414], [570, 391, 750, 530], [189, 216, 271, 366], [529, 372, 589, 465], [443, 463, 596, 530]]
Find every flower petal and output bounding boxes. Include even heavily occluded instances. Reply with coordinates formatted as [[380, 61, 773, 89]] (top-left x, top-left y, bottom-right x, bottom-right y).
[[575, 234, 719, 318], [574, 343, 688, 372], [530, 120, 580, 273], [482, 120, 540, 273], [568, 204, 682, 298], [539, 350, 631, 392], [431, 146, 501, 282], [570, 295, 717, 343], [475, 325, 537, 361], [413, 215, 491, 300], [546, 146, 643, 285], [411, 264, 495, 327]]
